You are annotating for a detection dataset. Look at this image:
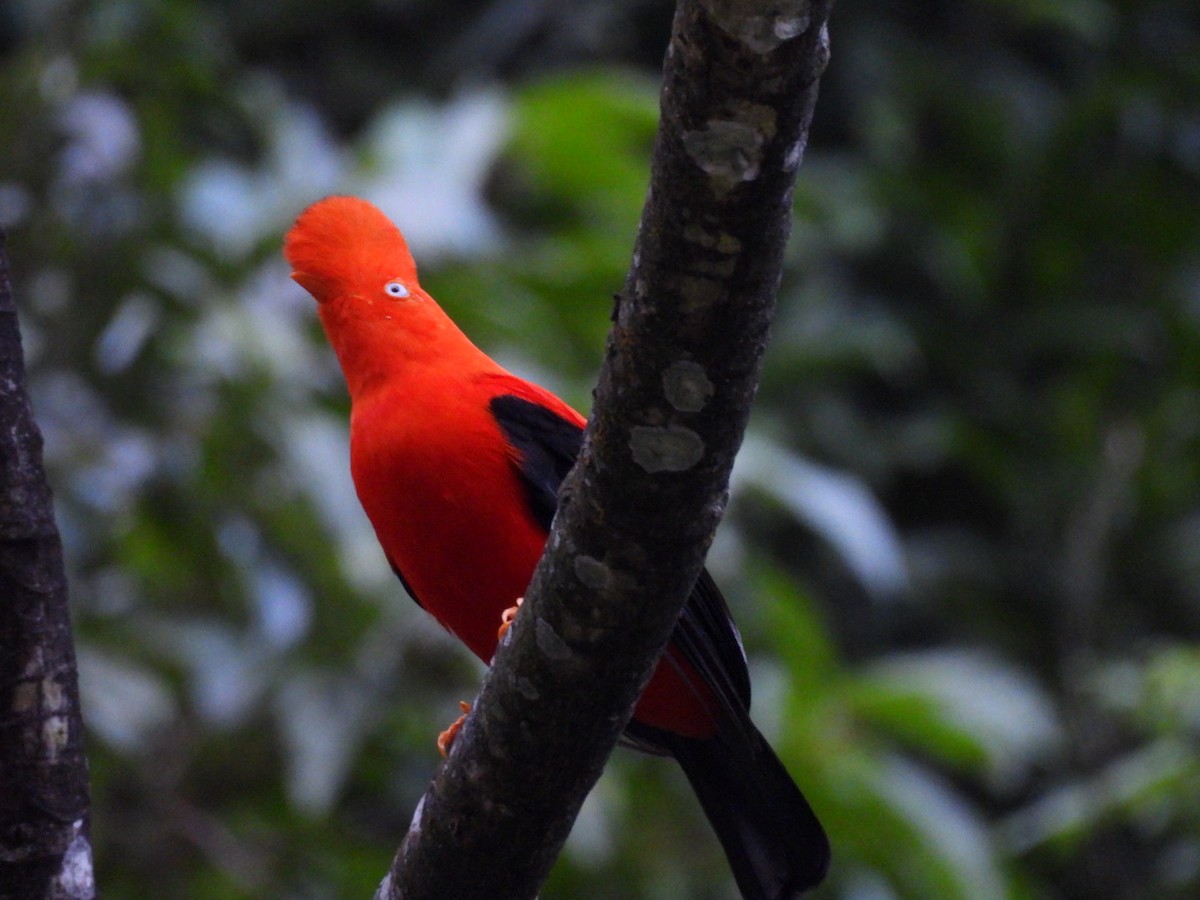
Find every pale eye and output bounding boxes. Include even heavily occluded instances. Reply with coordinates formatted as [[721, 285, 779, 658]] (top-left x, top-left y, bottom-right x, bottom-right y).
[[384, 281, 409, 298]]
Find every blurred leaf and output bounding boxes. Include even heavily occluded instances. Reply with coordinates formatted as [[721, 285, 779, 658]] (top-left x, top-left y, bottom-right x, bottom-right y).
[[850, 649, 1063, 786], [998, 738, 1200, 855], [759, 561, 840, 688], [976, 0, 1117, 41], [814, 747, 1011, 900], [508, 70, 657, 234], [274, 670, 376, 816], [78, 647, 177, 751], [736, 435, 909, 599]]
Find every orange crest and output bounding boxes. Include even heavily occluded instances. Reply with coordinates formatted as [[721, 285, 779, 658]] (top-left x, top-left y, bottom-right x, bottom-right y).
[[284, 196, 417, 303]]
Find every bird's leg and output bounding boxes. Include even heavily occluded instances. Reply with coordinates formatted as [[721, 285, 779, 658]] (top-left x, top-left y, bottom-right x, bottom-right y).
[[437, 700, 472, 757], [439, 598, 523, 756], [497, 596, 524, 639]]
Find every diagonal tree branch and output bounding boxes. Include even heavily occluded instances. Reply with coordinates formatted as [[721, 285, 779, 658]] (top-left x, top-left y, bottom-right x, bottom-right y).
[[0, 229, 94, 898], [382, 1, 833, 897]]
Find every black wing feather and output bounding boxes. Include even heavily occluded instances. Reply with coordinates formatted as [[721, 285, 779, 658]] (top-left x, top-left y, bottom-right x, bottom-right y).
[[489, 394, 584, 532], [488, 393, 751, 748]]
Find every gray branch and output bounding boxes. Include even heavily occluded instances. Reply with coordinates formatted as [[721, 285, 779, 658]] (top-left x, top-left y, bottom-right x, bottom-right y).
[[382, 1, 833, 897]]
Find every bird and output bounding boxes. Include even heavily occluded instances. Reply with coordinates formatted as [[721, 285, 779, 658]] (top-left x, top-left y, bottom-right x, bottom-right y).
[[284, 195, 830, 899]]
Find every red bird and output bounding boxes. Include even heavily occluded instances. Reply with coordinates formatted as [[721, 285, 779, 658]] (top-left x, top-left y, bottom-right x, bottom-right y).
[[285, 196, 829, 899]]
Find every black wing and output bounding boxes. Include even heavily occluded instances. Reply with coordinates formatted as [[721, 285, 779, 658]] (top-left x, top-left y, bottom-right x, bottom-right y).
[[489, 394, 584, 532], [489, 393, 752, 749]]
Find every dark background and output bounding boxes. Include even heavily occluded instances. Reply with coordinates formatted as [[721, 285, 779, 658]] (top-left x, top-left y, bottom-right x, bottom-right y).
[[3, 1, 1199, 897]]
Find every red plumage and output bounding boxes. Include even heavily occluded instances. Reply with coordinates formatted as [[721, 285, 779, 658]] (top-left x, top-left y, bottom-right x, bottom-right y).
[[285, 196, 829, 898]]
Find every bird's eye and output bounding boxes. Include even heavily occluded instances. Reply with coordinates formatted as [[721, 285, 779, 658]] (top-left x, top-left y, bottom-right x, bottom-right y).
[[384, 281, 409, 298]]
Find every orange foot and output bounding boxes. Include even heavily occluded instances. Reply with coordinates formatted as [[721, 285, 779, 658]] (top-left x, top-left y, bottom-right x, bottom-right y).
[[497, 597, 524, 640], [437, 700, 472, 757]]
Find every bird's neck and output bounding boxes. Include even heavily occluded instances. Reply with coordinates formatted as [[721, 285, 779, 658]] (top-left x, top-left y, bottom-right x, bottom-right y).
[[319, 299, 497, 401]]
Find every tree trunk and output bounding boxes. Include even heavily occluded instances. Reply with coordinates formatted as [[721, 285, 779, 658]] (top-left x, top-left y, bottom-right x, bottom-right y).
[[0, 226, 95, 899]]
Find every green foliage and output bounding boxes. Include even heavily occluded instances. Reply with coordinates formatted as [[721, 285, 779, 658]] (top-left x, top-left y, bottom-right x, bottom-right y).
[[3, 0, 1200, 897]]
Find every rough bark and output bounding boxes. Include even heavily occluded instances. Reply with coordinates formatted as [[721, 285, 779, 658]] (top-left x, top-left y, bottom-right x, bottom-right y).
[[381, 1, 833, 897], [0, 226, 95, 899]]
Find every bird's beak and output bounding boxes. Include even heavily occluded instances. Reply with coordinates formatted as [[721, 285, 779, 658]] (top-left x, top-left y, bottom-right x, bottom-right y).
[[290, 270, 331, 303]]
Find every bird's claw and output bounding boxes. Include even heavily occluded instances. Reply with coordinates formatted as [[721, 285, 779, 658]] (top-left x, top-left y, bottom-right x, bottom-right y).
[[437, 700, 472, 757], [497, 596, 524, 640]]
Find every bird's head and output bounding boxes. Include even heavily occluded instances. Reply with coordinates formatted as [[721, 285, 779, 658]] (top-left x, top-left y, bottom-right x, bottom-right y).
[[284, 196, 489, 393], [284, 195, 421, 307]]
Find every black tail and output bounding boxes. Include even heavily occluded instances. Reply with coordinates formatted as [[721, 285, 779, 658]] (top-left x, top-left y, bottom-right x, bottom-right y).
[[664, 726, 830, 899]]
